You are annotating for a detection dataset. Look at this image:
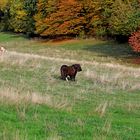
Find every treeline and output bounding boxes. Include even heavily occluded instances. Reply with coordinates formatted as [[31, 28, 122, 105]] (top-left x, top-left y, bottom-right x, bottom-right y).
[[0, 0, 140, 40]]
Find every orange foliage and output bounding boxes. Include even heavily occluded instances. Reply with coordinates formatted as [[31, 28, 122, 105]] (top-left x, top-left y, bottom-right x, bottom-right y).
[[35, 0, 101, 37], [129, 30, 140, 52], [39, 0, 85, 37]]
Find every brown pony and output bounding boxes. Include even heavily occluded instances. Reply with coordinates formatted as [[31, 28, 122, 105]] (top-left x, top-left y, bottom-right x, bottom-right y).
[[60, 64, 82, 81]]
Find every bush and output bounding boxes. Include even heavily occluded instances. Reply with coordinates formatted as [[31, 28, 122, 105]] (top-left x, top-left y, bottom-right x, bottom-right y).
[[129, 30, 140, 52]]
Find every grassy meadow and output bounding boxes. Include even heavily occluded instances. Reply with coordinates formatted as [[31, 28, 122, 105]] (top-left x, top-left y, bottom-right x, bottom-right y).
[[0, 32, 140, 140]]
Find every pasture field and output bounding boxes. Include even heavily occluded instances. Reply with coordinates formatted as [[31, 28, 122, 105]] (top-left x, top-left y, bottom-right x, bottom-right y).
[[0, 32, 140, 140]]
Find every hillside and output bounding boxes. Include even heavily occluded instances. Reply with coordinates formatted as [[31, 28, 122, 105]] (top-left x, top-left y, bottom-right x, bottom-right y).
[[0, 33, 140, 140]]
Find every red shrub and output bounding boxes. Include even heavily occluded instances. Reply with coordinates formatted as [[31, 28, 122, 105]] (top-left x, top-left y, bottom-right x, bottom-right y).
[[129, 30, 140, 52]]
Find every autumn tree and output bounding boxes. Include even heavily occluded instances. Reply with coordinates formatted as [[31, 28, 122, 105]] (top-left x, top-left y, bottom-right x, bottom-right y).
[[129, 30, 140, 52], [9, 0, 27, 32], [35, 0, 86, 37], [92, 0, 140, 39], [109, 0, 140, 36], [80, 0, 101, 37], [9, 0, 37, 35], [34, 0, 57, 35], [0, 0, 11, 31], [1, 0, 140, 41], [93, 0, 114, 36], [23, 0, 37, 36]]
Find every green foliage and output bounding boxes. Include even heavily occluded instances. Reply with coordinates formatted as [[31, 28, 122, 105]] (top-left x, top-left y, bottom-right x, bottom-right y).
[[0, 0, 11, 31], [92, 0, 114, 36], [0, 0, 37, 35], [91, 0, 140, 37], [9, 0, 27, 32], [109, 0, 140, 36], [80, 0, 101, 36], [23, 0, 37, 36], [9, 0, 37, 35]]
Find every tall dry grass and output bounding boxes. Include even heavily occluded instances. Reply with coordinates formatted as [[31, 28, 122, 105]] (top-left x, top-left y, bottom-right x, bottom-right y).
[[0, 50, 140, 114]]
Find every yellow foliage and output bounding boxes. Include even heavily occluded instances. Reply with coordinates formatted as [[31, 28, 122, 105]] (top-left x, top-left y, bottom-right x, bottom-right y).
[[0, 0, 8, 9], [16, 10, 27, 18]]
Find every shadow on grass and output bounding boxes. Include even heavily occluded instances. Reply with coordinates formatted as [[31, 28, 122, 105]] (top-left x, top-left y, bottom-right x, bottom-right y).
[[83, 42, 140, 65], [83, 42, 134, 59], [53, 74, 62, 80]]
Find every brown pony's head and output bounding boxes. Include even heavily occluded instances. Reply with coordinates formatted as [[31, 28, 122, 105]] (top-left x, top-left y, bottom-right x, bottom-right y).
[[72, 64, 82, 72]]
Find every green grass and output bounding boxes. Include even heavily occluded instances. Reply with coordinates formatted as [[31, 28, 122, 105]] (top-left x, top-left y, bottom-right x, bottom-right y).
[[0, 32, 140, 140], [0, 32, 136, 65]]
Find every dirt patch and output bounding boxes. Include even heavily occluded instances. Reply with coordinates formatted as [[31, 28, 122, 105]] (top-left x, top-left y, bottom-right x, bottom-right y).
[[38, 38, 80, 46], [131, 57, 140, 64]]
